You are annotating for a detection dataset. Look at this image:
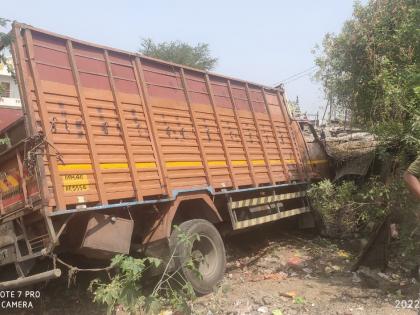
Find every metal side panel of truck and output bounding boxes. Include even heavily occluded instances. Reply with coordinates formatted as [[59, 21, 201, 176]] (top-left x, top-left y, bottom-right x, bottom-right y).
[[0, 22, 329, 291]]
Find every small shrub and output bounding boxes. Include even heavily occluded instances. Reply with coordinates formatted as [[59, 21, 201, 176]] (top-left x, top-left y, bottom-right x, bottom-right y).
[[308, 178, 408, 238], [89, 227, 200, 315]]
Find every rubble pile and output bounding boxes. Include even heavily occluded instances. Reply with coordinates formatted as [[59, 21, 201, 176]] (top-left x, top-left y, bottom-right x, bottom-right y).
[[319, 126, 379, 179], [324, 130, 378, 162]]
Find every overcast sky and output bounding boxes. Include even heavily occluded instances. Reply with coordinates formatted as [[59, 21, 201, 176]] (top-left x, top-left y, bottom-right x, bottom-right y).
[[2, 0, 362, 114]]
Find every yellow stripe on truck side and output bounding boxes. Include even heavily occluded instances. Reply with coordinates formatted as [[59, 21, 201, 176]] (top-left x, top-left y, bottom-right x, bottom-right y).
[[135, 162, 157, 169], [56, 159, 328, 172], [309, 159, 329, 165], [166, 161, 202, 167]]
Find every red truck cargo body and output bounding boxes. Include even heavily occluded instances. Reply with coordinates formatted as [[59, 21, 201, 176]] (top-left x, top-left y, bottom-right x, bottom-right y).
[[7, 23, 308, 213], [0, 23, 329, 289]]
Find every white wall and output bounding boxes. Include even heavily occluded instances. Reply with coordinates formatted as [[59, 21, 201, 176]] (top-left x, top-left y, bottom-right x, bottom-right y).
[[0, 60, 21, 107]]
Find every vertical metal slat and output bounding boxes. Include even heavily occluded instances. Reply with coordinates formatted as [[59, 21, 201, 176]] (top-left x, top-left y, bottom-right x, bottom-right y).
[[227, 80, 257, 187], [262, 88, 291, 182], [66, 40, 108, 204], [103, 50, 143, 201], [23, 30, 66, 210], [245, 83, 275, 185], [134, 58, 172, 196], [204, 74, 237, 189], [276, 91, 305, 181], [130, 58, 167, 196], [179, 68, 213, 188]]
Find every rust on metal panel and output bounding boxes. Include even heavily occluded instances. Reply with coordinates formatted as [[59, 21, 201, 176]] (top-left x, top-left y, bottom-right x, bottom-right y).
[[103, 50, 142, 201], [134, 58, 171, 196], [227, 80, 257, 187], [22, 29, 66, 210], [261, 88, 290, 182], [204, 74, 237, 188], [276, 91, 305, 181], [179, 68, 212, 187], [66, 40, 107, 205], [245, 83, 275, 184]]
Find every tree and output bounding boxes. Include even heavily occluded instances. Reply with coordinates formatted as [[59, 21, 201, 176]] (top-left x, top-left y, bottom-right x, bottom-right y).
[[139, 38, 217, 71], [0, 18, 12, 97], [0, 18, 11, 62], [314, 0, 419, 151]]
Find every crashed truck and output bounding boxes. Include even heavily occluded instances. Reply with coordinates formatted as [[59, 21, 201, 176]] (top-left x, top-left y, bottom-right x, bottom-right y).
[[0, 23, 330, 292]]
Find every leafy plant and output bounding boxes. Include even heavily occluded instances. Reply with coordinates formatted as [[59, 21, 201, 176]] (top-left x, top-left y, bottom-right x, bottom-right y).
[[308, 178, 409, 238], [0, 136, 10, 146], [293, 296, 305, 304], [0, 18, 11, 97], [89, 227, 201, 315], [314, 0, 419, 153], [139, 38, 217, 70]]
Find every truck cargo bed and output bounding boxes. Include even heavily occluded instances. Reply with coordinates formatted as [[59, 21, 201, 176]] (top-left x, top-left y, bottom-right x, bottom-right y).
[[3, 23, 307, 214]]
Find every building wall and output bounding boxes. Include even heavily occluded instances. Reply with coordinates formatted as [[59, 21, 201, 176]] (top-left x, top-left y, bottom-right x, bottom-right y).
[[0, 61, 21, 107]]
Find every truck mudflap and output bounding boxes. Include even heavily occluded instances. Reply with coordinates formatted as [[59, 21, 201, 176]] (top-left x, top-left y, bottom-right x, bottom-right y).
[[0, 269, 61, 289]]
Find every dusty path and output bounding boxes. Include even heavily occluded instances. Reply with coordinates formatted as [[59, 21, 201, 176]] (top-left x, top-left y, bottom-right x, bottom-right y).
[[5, 222, 420, 315], [193, 224, 420, 315]]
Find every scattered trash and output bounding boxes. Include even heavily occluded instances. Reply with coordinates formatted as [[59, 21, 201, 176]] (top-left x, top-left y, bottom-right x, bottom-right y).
[[352, 272, 362, 283], [279, 291, 297, 299], [324, 266, 333, 274], [249, 272, 288, 282], [287, 256, 303, 268], [302, 267, 313, 274], [338, 250, 350, 258], [257, 306, 269, 313]]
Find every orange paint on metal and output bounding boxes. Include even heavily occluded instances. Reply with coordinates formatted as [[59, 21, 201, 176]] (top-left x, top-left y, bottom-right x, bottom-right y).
[[6, 23, 311, 211]]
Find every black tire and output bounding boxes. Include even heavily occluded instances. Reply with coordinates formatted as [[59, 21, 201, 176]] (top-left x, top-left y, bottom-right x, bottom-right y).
[[169, 219, 226, 295]]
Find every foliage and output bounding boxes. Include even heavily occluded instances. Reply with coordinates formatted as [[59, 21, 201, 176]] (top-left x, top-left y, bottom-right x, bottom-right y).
[[0, 136, 11, 146], [314, 0, 420, 152], [139, 38, 217, 71], [308, 178, 409, 238], [293, 296, 305, 305], [89, 227, 200, 315], [0, 17, 13, 96], [0, 18, 11, 63]]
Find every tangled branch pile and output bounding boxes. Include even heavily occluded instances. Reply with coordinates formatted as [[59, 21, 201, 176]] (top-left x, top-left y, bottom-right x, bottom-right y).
[[308, 178, 409, 239]]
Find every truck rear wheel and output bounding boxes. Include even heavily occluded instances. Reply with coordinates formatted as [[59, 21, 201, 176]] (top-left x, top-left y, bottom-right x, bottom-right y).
[[169, 219, 226, 295]]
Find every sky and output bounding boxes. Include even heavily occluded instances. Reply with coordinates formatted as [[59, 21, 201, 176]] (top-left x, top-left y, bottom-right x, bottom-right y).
[[2, 0, 362, 114]]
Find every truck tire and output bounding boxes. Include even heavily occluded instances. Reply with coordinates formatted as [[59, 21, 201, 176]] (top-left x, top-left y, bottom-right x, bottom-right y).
[[169, 219, 226, 295]]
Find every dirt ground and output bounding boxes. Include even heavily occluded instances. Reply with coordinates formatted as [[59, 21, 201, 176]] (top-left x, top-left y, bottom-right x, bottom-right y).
[[5, 222, 420, 315], [193, 224, 420, 315]]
